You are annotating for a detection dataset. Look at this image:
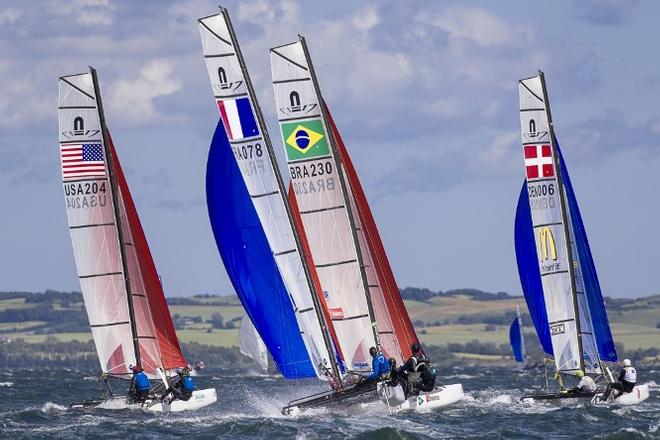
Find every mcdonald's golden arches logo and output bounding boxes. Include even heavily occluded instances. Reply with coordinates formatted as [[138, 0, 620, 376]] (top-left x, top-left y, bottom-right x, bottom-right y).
[[538, 226, 558, 260]]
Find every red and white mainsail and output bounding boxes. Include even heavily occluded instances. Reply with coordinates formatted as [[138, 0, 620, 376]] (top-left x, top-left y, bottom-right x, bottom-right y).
[[58, 70, 186, 376], [325, 106, 418, 364]]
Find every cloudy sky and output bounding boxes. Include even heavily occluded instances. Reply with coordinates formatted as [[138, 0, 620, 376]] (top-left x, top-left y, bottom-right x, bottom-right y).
[[1, 0, 659, 299]]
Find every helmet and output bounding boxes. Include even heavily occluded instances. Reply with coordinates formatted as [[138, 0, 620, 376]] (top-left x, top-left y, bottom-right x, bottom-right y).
[[130, 365, 140, 373], [575, 370, 584, 378], [411, 342, 422, 353], [368, 346, 377, 357], [622, 359, 631, 367]]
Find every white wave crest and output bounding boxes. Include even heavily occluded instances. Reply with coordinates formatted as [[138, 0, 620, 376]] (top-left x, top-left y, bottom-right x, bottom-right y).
[[0, 381, 14, 387], [40, 402, 67, 412]]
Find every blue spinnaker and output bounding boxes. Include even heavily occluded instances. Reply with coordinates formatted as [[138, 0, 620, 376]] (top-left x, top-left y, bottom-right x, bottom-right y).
[[515, 184, 554, 356], [206, 121, 316, 378], [509, 318, 525, 363], [557, 145, 618, 362]]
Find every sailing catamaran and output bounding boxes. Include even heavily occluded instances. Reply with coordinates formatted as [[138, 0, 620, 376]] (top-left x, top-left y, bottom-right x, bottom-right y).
[[270, 36, 464, 413], [58, 68, 217, 412], [509, 305, 527, 368], [514, 71, 649, 405]]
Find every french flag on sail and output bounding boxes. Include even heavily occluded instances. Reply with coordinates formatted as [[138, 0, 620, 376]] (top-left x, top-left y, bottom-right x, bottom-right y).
[[217, 97, 259, 140]]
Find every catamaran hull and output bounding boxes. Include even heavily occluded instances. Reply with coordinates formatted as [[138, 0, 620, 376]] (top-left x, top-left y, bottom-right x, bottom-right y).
[[145, 388, 217, 412], [591, 384, 650, 405], [378, 383, 464, 413]]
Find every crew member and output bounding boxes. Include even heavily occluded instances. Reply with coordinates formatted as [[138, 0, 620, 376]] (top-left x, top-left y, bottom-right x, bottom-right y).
[[128, 365, 151, 403], [362, 347, 390, 383], [163, 366, 195, 403], [602, 359, 637, 401], [397, 342, 436, 397], [568, 370, 597, 394]]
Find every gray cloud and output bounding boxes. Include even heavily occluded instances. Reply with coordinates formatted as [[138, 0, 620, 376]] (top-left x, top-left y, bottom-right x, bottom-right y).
[[573, 0, 641, 25]]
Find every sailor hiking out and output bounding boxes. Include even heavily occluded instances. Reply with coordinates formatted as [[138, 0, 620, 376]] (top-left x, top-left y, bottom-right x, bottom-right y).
[[394, 342, 437, 398], [566, 370, 597, 394], [128, 365, 151, 403], [361, 347, 390, 383], [602, 359, 637, 401], [163, 366, 196, 403]]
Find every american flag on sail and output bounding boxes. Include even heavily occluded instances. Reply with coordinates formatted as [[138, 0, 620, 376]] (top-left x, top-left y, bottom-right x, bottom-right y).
[[60, 143, 106, 179]]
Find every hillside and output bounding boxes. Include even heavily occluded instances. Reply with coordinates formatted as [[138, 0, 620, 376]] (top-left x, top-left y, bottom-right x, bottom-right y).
[[1, 289, 659, 367]]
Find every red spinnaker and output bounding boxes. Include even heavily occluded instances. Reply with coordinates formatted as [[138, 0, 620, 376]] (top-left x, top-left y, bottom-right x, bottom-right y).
[[325, 106, 419, 362], [108, 133, 188, 371]]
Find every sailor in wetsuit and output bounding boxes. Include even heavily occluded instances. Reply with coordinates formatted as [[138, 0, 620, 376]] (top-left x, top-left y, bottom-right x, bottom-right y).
[[601, 359, 637, 401], [128, 365, 151, 403], [360, 347, 390, 384], [566, 370, 597, 395], [163, 366, 195, 403], [396, 342, 437, 397]]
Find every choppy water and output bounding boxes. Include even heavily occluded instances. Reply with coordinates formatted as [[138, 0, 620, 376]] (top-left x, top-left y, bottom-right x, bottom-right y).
[[0, 366, 658, 439]]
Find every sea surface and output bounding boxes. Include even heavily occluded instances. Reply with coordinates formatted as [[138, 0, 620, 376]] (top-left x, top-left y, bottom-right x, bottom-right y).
[[0, 366, 658, 439]]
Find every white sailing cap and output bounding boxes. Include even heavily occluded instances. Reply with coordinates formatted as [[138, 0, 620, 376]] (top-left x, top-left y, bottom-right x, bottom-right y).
[[622, 359, 631, 367]]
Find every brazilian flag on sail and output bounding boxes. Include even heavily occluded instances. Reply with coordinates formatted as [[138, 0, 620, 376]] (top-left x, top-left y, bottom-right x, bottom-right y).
[[281, 119, 329, 161]]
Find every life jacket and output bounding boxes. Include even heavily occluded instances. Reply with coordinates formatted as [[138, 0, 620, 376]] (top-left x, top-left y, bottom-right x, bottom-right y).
[[181, 375, 195, 392], [134, 372, 150, 391], [412, 353, 430, 372], [623, 366, 637, 383]]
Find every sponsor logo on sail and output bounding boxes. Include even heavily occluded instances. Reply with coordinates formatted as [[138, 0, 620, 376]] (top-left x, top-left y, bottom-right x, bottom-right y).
[[282, 119, 329, 160], [538, 226, 558, 261], [279, 90, 317, 116], [524, 144, 554, 179], [61, 116, 100, 139]]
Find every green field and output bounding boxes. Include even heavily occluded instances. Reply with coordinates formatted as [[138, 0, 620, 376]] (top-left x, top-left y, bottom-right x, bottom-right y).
[[2, 292, 659, 353]]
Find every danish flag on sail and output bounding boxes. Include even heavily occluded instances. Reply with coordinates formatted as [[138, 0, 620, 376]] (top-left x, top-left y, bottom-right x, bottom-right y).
[[524, 144, 554, 179]]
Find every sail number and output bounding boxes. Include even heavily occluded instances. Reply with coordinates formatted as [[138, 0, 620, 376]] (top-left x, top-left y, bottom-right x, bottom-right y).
[[64, 181, 108, 210], [528, 182, 556, 211], [528, 182, 555, 197], [232, 143, 263, 160]]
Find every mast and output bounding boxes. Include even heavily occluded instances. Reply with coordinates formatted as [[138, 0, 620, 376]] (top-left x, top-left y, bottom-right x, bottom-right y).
[[516, 304, 526, 361], [90, 67, 142, 369], [220, 10, 341, 383], [538, 70, 584, 372], [298, 35, 381, 351]]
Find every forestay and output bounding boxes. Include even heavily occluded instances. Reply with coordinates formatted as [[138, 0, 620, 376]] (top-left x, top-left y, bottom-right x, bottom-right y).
[[198, 11, 335, 380], [271, 40, 377, 371]]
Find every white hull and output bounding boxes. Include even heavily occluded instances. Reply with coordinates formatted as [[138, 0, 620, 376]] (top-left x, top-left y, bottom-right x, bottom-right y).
[[379, 383, 464, 413], [592, 384, 650, 406], [144, 388, 217, 412]]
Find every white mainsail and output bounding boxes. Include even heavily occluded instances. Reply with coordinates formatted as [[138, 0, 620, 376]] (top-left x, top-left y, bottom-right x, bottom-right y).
[[59, 72, 136, 375], [239, 315, 269, 373], [198, 10, 336, 380], [518, 72, 600, 375], [270, 39, 378, 371]]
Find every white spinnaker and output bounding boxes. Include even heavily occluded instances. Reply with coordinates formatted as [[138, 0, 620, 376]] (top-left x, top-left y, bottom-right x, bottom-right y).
[[240, 315, 269, 373], [518, 75, 581, 374], [198, 12, 333, 379], [271, 41, 376, 371], [59, 73, 136, 375]]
